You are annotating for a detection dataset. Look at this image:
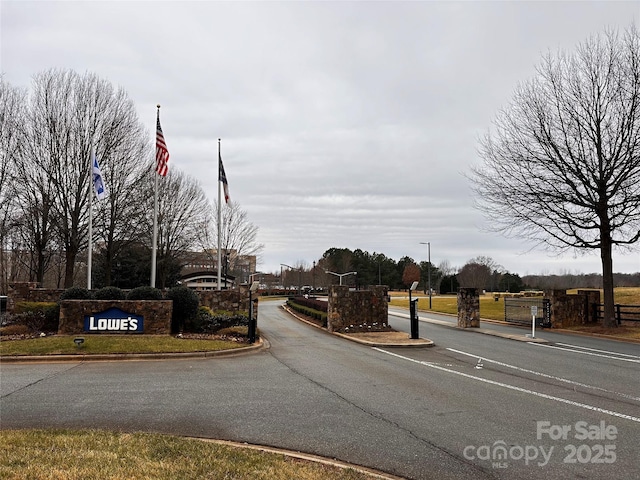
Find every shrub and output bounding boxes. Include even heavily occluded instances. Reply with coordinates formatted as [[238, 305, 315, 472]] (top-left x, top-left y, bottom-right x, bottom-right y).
[[126, 286, 163, 301], [10, 302, 59, 332], [286, 299, 328, 327], [94, 286, 126, 300], [60, 287, 93, 300], [166, 287, 200, 333], [0, 323, 31, 336], [200, 311, 249, 333], [184, 305, 214, 333], [290, 296, 328, 312]]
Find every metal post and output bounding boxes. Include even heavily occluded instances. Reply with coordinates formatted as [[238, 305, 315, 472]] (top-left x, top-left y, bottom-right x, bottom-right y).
[[410, 291, 419, 339], [248, 288, 254, 342], [428, 242, 432, 309], [248, 281, 259, 343]]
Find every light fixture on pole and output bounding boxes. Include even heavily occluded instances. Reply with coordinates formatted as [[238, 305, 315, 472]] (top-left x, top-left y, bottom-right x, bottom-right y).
[[280, 264, 293, 291], [420, 242, 432, 309], [325, 270, 357, 286]]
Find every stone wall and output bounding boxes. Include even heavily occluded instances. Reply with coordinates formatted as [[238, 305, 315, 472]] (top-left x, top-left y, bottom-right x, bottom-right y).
[[59, 300, 172, 335], [545, 289, 600, 328], [6, 282, 64, 311], [197, 286, 257, 317], [457, 287, 480, 328], [327, 285, 389, 333]]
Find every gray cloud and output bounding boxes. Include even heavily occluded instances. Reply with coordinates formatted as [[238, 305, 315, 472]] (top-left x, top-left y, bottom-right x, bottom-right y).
[[2, 0, 639, 275]]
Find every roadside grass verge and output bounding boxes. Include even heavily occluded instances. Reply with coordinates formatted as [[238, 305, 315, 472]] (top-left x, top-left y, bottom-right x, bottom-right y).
[[0, 429, 376, 480], [0, 333, 249, 356], [560, 324, 640, 341]]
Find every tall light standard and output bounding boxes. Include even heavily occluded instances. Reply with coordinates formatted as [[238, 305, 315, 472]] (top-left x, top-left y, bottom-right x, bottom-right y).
[[420, 242, 432, 309], [280, 264, 292, 291], [325, 270, 357, 286]]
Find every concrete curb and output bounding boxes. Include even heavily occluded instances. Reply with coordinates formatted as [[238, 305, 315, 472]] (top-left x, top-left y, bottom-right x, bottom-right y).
[[388, 310, 550, 343], [195, 437, 405, 480], [0, 338, 265, 363], [281, 305, 435, 347], [332, 331, 434, 347]]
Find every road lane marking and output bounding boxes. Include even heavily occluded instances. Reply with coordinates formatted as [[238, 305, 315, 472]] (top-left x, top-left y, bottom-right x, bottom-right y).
[[554, 342, 640, 359], [372, 347, 640, 424], [445, 347, 640, 402], [527, 342, 640, 363]]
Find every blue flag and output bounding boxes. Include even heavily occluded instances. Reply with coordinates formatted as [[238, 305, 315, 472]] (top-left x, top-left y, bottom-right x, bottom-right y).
[[92, 154, 107, 201]]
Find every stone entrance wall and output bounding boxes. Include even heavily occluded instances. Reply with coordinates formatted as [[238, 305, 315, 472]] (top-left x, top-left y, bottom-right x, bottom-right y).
[[545, 289, 600, 328], [197, 286, 256, 317], [58, 300, 173, 335], [457, 287, 480, 328], [327, 285, 389, 333], [6, 282, 64, 312]]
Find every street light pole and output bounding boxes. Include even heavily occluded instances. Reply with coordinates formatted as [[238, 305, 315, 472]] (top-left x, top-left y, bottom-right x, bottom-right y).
[[280, 263, 295, 292], [325, 270, 357, 286], [420, 242, 432, 309]]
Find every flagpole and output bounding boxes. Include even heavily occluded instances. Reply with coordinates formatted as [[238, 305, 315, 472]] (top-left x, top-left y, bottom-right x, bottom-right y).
[[217, 138, 222, 291], [151, 172, 158, 287], [151, 105, 160, 288], [87, 147, 94, 290]]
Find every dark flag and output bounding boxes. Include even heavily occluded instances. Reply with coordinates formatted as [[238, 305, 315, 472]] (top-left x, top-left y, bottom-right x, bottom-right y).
[[219, 152, 230, 203]]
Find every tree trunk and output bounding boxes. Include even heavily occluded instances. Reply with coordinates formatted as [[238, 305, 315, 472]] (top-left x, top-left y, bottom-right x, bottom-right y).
[[64, 249, 75, 288], [600, 231, 617, 328]]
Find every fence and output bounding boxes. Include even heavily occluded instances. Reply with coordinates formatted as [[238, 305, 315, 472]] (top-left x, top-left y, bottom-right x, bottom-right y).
[[590, 304, 640, 325], [504, 297, 551, 327]]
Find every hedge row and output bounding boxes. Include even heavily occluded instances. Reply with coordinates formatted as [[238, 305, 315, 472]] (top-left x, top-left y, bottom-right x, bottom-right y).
[[286, 299, 327, 327], [289, 296, 328, 313]]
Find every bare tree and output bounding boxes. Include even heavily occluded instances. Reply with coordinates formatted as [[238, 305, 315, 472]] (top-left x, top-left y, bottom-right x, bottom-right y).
[[203, 201, 264, 282], [0, 78, 26, 292], [402, 262, 420, 288], [470, 25, 640, 326], [4, 77, 59, 286], [16, 69, 152, 288], [457, 261, 492, 292], [91, 101, 150, 287], [149, 169, 210, 288]]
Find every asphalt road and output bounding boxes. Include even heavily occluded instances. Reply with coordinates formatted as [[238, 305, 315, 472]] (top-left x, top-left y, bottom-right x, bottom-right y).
[[1, 301, 639, 479]]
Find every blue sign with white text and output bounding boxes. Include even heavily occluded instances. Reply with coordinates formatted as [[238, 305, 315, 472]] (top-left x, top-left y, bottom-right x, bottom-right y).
[[84, 307, 144, 333]]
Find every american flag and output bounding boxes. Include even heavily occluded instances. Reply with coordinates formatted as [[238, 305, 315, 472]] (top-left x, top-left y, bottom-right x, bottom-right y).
[[156, 110, 169, 176], [219, 152, 230, 204]]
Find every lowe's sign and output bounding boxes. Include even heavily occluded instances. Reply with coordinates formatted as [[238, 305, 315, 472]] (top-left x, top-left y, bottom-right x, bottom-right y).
[[84, 308, 144, 333]]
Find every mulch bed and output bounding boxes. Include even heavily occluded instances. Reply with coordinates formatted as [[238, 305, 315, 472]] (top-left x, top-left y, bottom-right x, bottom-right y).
[[176, 332, 252, 343]]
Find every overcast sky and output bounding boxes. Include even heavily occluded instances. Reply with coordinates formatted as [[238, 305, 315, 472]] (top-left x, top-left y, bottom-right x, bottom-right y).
[[2, 1, 639, 276]]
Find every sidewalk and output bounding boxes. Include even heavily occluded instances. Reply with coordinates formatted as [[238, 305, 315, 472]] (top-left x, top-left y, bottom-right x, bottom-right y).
[[388, 309, 549, 343]]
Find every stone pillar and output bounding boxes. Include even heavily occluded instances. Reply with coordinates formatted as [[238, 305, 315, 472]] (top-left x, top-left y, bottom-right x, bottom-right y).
[[457, 287, 480, 328], [327, 285, 389, 333]]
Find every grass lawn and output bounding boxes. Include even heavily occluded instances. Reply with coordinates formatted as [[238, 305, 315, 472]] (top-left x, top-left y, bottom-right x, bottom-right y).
[[0, 331, 251, 356], [0, 429, 377, 480]]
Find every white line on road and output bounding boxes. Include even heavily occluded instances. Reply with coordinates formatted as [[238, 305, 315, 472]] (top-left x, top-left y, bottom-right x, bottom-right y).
[[373, 347, 640, 424], [445, 347, 640, 402], [527, 342, 640, 363], [554, 342, 640, 359]]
